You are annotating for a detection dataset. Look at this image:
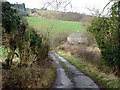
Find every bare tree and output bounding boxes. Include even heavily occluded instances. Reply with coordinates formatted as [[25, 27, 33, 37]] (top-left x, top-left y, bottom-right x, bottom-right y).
[[86, 1, 112, 17], [85, 7, 100, 16], [86, 0, 120, 16], [41, 0, 73, 12]]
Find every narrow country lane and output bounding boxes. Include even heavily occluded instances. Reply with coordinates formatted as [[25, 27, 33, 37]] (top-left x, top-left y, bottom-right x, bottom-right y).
[[49, 52, 74, 88], [49, 51, 100, 89]]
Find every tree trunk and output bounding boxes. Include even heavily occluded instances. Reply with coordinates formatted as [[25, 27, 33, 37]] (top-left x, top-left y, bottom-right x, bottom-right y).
[[6, 51, 14, 69], [6, 38, 16, 69]]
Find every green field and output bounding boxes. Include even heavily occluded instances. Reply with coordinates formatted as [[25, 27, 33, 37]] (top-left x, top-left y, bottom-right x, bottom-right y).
[[26, 16, 84, 35]]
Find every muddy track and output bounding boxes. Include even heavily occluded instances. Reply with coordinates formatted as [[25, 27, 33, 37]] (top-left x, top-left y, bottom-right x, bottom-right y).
[[49, 51, 99, 89]]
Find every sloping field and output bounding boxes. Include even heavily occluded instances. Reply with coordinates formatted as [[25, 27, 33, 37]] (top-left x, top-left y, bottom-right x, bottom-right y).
[[26, 16, 84, 35]]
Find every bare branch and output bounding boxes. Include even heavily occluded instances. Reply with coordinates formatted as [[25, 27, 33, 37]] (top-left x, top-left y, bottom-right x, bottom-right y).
[[85, 7, 99, 16], [41, 0, 73, 12], [99, 1, 111, 16]]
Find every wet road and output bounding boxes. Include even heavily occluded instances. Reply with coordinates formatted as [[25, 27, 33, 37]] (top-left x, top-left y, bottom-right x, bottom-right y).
[[49, 51, 99, 89]]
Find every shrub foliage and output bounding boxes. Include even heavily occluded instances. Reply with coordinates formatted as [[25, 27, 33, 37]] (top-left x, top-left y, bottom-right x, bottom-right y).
[[87, 1, 120, 76], [2, 2, 49, 69]]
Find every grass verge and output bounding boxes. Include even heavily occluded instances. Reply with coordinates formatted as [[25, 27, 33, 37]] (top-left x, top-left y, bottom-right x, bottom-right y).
[[57, 50, 119, 88], [52, 52, 73, 81], [58, 59, 72, 75]]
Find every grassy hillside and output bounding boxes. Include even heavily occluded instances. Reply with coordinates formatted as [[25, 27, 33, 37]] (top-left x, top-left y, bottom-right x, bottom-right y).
[[26, 16, 84, 35]]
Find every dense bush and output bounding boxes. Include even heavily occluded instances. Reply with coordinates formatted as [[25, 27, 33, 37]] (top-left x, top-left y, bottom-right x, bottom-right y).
[[2, 2, 49, 69], [87, 1, 120, 76], [27, 27, 49, 64], [1, 2, 54, 89], [2, 2, 21, 69], [2, 2, 21, 33]]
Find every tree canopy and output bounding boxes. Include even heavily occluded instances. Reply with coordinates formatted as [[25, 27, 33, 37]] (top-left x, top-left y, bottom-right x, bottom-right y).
[[2, 2, 20, 33]]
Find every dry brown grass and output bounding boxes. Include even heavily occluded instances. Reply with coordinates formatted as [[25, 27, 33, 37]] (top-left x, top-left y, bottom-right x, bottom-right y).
[[58, 43, 101, 65], [2, 58, 56, 89]]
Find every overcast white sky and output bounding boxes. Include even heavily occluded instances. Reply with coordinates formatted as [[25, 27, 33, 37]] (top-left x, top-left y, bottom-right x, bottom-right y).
[[7, 0, 113, 15]]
